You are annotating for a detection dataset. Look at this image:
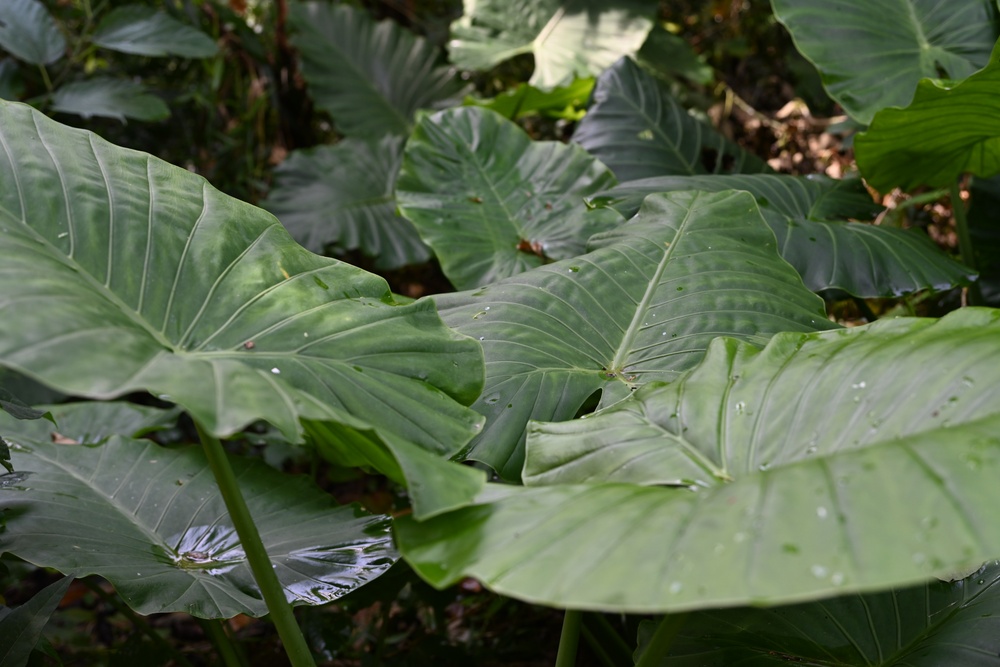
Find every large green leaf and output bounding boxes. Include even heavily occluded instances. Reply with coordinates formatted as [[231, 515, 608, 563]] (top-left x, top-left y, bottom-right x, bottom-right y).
[[50, 77, 170, 122], [771, 0, 999, 124], [396, 106, 623, 290], [0, 0, 65, 66], [0, 427, 395, 618], [855, 55, 1000, 192], [0, 575, 74, 667], [449, 0, 657, 90], [592, 174, 973, 297], [397, 308, 1000, 611], [573, 58, 769, 181], [290, 2, 467, 138], [636, 561, 1000, 665], [263, 136, 430, 270], [432, 190, 834, 478], [0, 100, 483, 459], [92, 5, 218, 58]]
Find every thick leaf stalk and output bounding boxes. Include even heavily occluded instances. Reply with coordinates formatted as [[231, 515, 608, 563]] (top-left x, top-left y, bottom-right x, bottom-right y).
[[195, 422, 315, 667]]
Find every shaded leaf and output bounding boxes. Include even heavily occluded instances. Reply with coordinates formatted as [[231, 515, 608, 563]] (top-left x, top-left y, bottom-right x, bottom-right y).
[[263, 136, 430, 269], [968, 175, 1000, 306], [0, 100, 483, 461], [0, 575, 74, 667], [0, 388, 50, 422], [397, 308, 1000, 612], [290, 2, 467, 138], [432, 190, 834, 478], [772, 0, 999, 124], [1, 401, 176, 443], [0, 432, 395, 618], [0, 0, 65, 66], [0, 58, 23, 100], [93, 5, 218, 58], [305, 420, 486, 520], [396, 106, 623, 290], [855, 56, 1000, 192], [592, 174, 973, 297], [573, 58, 769, 181], [449, 0, 657, 90], [637, 561, 1000, 665], [635, 24, 714, 86], [50, 78, 169, 122]]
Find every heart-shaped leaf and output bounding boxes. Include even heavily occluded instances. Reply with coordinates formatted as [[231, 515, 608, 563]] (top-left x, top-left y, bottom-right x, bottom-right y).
[[290, 2, 467, 138], [855, 55, 1000, 192], [92, 5, 218, 58], [397, 308, 1000, 612], [0, 0, 65, 66], [396, 106, 623, 290], [449, 0, 657, 90], [772, 0, 999, 124], [433, 190, 834, 478], [0, 100, 483, 459], [572, 58, 769, 181], [0, 425, 395, 618], [50, 78, 169, 122], [263, 136, 430, 269], [635, 561, 1000, 665], [592, 173, 973, 297]]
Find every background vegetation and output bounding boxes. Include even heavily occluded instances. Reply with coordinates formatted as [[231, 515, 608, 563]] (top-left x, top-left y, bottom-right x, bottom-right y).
[[1, 0, 998, 665]]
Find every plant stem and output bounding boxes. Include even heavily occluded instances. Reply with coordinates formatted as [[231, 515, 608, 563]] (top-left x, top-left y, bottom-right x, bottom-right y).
[[950, 180, 982, 306], [194, 422, 316, 667], [554, 609, 583, 667], [633, 613, 688, 667], [199, 618, 247, 667]]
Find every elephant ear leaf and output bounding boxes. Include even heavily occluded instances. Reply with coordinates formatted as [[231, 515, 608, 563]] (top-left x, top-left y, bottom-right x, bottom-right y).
[[433, 189, 835, 479], [397, 308, 1000, 613], [0, 100, 484, 462], [772, 0, 999, 124]]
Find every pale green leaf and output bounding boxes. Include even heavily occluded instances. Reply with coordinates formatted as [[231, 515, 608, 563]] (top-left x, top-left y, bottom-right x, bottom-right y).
[[449, 0, 657, 89], [397, 308, 1000, 612]]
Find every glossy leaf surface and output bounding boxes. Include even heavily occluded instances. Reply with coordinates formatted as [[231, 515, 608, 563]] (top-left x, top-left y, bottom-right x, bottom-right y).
[[0, 431, 395, 618], [593, 173, 973, 296], [573, 58, 769, 181], [449, 0, 657, 89], [772, 0, 999, 124], [290, 2, 467, 138], [93, 5, 218, 58], [0, 0, 65, 66], [396, 106, 622, 290], [637, 561, 1000, 665], [264, 137, 430, 269], [398, 309, 1000, 611], [0, 101, 483, 458], [855, 56, 1000, 192], [433, 190, 833, 478]]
